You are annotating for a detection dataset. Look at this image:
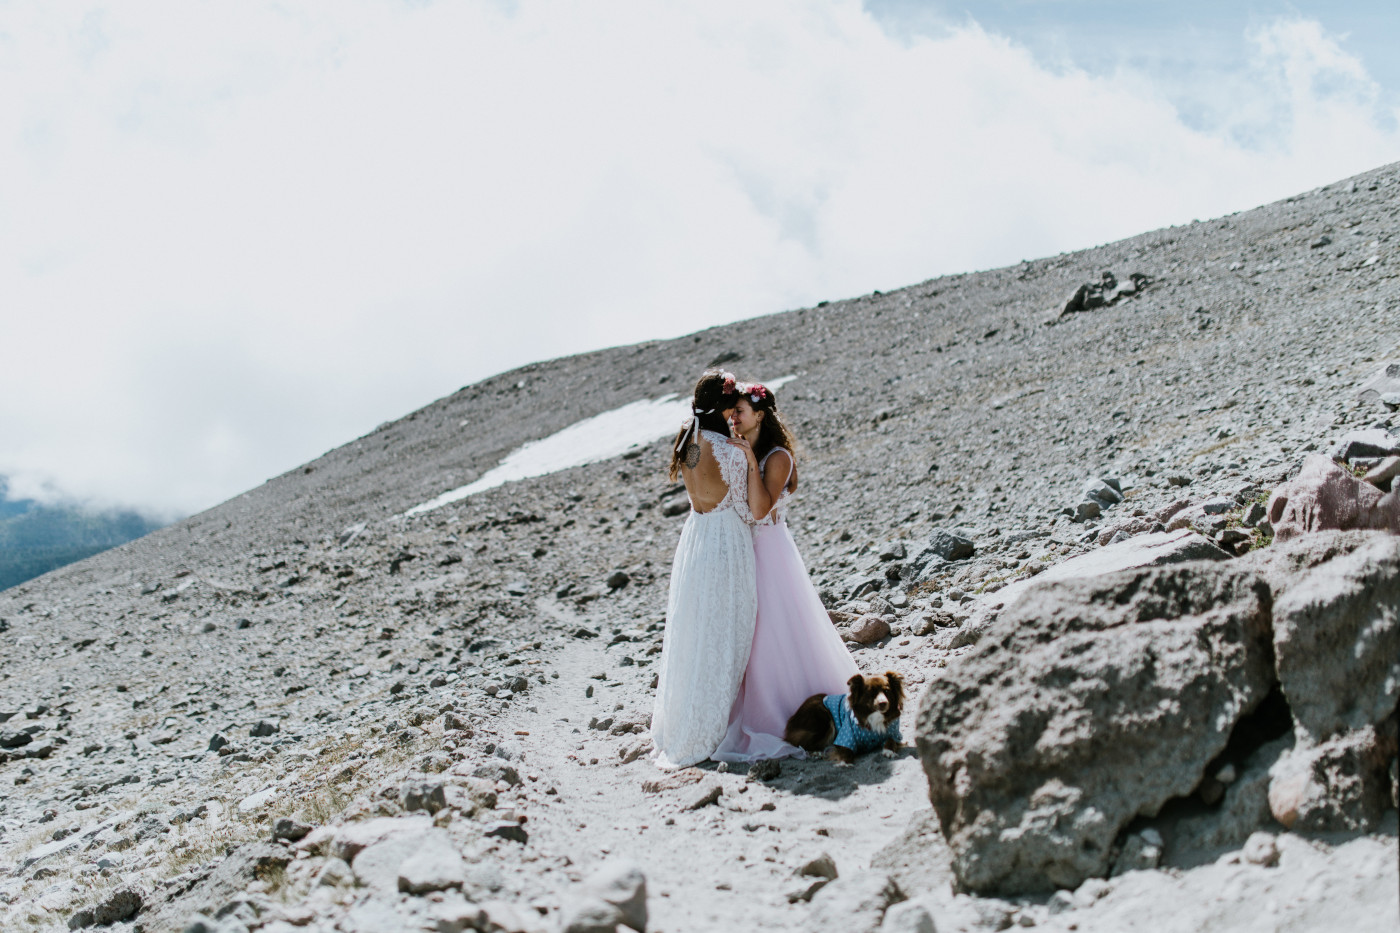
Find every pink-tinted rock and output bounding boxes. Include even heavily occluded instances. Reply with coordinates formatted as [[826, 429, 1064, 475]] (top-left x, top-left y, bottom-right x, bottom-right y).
[[1268, 725, 1396, 832], [842, 615, 891, 645], [1266, 454, 1400, 541]]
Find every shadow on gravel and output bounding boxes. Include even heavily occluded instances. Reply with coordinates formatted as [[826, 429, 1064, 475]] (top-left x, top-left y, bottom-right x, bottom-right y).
[[754, 748, 918, 801]]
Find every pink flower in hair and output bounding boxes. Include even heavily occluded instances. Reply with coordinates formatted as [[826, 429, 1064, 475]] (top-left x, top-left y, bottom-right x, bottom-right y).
[[721, 373, 737, 395], [746, 382, 768, 403]]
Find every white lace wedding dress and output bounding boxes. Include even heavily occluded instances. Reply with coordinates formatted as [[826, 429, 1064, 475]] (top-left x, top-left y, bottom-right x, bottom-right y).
[[649, 429, 758, 769]]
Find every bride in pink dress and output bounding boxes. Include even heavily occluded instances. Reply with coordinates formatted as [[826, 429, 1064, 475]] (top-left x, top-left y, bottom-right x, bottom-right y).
[[713, 381, 858, 762]]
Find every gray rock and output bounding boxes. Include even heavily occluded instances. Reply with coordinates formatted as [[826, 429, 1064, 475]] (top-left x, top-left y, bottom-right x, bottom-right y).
[[271, 817, 311, 842], [1083, 478, 1122, 507], [606, 569, 631, 589], [483, 820, 529, 844], [400, 778, 448, 814], [918, 562, 1274, 894], [561, 896, 626, 933], [1268, 725, 1395, 832], [1067, 500, 1101, 522], [472, 762, 521, 786], [142, 844, 288, 932], [797, 852, 838, 879], [1110, 830, 1162, 875], [686, 782, 722, 810], [1269, 534, 1400, 743], [582, 860, 647, 932], [803, 872, 904, 933], [207, 732, 228, 752], [879, 900, 937, 933], [843, 615, 891, 645], [398, 834, 468, 894], [249, 719, 279, 738], [1355, 362, 1400, 405], [1046, 890, 1076, 915], [959, 529, 1231, 647], [316, 857, 352, 886], [327, 815, 434, 862], [1330, 427, 1400, 460], [68, 888, 142, 928], [909, 531, 975, 577]]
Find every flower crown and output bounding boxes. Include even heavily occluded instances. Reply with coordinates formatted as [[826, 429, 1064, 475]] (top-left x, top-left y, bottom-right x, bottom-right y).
[[741, 382, 768, 405]]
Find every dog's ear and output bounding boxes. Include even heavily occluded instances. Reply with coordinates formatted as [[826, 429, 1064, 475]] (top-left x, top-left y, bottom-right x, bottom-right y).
[[847, 673, 864, 698], [885, 670, 905, 706]]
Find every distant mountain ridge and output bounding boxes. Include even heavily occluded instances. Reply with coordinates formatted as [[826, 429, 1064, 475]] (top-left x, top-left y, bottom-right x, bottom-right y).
[[0, 478, 166, 590]]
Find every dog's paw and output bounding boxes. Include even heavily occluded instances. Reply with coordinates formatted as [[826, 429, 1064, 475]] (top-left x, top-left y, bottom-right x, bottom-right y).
[[881, 748, 896, 759]]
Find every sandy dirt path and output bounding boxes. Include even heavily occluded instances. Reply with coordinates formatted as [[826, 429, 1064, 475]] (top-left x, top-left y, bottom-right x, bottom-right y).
[[489, 601, 936, 933]]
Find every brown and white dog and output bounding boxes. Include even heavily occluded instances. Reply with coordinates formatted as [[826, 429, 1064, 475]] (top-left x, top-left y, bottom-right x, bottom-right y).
[[784, 671, 905, 765]]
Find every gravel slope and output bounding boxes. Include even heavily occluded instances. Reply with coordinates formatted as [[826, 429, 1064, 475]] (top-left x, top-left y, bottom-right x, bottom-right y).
[[1, 163, 1397, 932]]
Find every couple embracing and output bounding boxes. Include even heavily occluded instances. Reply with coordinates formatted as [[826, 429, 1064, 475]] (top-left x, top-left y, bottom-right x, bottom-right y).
[[650, 369, 858, 770]]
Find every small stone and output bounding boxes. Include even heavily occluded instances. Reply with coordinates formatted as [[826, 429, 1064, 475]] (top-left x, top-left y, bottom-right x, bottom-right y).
[[880, 900, 936, 933], [83, 888, 141, 926], [472, 763, 521, 787], [249, 719, 279, 738], [583, 860, 647, 932], [1242, 831, 1280, 867], [401, 778, 448, 814], [843, 615, 891, 645], [797, 852, 838, 879], [398, 840, 468, 894], [207, 732, 229, 752], [606, 570, 631, 589], [483, 820, 528, 844], [1046, 890, 1075, 914], [1166, 475, 1192, 487], [1216, 763, 1238, 785], [1112, 831, 1163, 875], [686, 782, 723, 810], [1071, 500, 1101, 522], [317, 856, 353, 886], [271, 817, 312, 842], [748, 760, 782, 782]]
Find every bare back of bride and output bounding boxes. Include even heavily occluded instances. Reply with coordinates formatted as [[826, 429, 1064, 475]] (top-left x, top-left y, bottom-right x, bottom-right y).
[[649, 370, 771, 769]]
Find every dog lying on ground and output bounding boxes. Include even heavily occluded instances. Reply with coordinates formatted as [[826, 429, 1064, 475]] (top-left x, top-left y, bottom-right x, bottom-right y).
[[784, 671, 905, 765]]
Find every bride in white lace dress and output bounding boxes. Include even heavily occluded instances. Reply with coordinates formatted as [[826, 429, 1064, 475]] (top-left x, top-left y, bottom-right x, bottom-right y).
[[650, 370, 772, 769]]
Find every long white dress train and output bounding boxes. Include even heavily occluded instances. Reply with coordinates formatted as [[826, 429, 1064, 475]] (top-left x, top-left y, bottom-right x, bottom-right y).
[[649, 429, 758, 770]]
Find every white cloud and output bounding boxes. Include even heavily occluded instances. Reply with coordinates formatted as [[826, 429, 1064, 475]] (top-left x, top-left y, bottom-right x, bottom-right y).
[[1, 2, 1396, 515]]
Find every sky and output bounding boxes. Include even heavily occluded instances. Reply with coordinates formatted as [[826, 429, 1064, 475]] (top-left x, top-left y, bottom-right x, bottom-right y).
[[2, 0, 1397, 518]]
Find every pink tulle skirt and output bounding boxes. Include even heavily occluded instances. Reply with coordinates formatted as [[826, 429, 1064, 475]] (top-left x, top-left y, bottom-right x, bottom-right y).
[[712, 520, 859, 762]]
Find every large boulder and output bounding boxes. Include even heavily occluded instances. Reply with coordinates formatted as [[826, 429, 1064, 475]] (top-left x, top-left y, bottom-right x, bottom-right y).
[[1269, 533, 1400, 744], [954, 529, 1230, 647], [1266, 454, 1400, 541], [916, 562, 1274, 894]]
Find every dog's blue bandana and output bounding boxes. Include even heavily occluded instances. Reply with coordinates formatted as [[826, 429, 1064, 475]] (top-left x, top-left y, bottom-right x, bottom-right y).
[[823, 694, 901, 754]]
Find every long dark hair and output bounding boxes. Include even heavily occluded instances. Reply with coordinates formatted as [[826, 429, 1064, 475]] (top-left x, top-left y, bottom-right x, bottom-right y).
[[746, 383, 800, 486], [667, 370, 738, 481]]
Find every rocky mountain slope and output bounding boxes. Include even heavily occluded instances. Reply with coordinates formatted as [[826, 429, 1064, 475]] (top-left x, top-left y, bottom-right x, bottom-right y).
[[1, 162, 1398, 932]]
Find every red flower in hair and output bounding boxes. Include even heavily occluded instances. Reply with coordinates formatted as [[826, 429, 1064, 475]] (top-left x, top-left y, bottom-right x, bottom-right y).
[[721, 374, 737, 395], [745, 382, 768, 403]]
